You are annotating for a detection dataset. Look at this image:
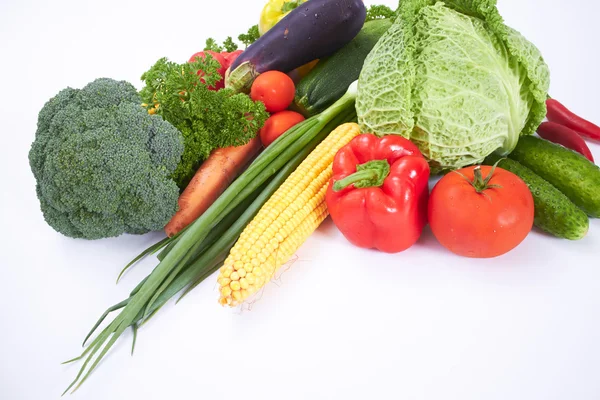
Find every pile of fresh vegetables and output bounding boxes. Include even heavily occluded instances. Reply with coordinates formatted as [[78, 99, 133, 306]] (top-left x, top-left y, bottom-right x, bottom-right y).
[[26, 0, 600, 393]]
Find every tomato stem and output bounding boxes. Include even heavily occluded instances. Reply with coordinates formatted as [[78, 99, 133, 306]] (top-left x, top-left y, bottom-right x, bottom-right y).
[[472, 163, 502, 193], [454, 161, 503, 194]]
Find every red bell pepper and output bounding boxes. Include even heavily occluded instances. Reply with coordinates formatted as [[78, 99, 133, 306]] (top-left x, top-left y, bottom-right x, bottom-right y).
[[326, 134, 430, 254], [222, 50, 243, 67]]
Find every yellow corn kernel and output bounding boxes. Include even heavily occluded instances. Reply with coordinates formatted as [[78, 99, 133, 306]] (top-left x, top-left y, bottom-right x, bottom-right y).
[[233, 260, 244, 271], [217, 123, 361, 307], [221, 266, 233, 278], [221, 286, 232, 298], [218, 277, 231, 287], [232, 290, 242, 302]]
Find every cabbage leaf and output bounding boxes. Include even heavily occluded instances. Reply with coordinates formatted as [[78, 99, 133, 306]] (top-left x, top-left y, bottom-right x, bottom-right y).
[[356, 0, 550, 171]]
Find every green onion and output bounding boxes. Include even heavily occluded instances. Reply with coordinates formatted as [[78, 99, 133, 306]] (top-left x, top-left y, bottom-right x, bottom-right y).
[[64, 86, 357, 394]]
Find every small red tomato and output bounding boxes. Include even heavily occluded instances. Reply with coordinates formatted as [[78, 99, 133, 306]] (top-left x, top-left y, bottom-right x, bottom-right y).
[[188, 51, 228, 90], [260, 111, 305, 147], [428, 165, 534, 258], [250, 71, 296, 113]]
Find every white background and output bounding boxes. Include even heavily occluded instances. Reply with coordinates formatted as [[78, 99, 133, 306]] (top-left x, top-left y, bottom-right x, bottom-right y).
[[1, 0, 599, 399]]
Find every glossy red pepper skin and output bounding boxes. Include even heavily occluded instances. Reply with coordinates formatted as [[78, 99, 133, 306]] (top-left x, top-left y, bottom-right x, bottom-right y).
[[546, 98, 600, 141], [222, 50, 243, 68], [537, 122, 594, 163], [326, 134, 430, 254]]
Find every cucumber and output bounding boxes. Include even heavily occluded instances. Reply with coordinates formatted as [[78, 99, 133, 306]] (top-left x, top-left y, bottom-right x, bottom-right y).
[[508, 136, 600, 218], [485, 155, 589, 240], [293, 19, 393, 117]]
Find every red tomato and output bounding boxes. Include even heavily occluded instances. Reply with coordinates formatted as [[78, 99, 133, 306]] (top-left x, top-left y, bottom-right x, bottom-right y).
[[250, 71, 296, 113], [428, 165, 534, 258], [260, 111, 305, 147], [188, 51, 228, 90]]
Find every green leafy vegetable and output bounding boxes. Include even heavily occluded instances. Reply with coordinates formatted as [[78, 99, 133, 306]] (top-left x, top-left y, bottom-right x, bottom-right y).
[[356, 0, 550, 172], [205, 24, 260, 53], [281, 0, 302, 13], [204, 36, 239, 53], [238, 25, 260, 48], [203, 38, 223, 52], [366, 4, 396, 21], [223, 36, 238, 52], [29, 78, 183, 240], [140, 57, 269, 188]]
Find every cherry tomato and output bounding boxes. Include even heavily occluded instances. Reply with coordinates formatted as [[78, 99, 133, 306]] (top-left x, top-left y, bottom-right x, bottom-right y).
[[188, 51, 228, 90], [428, 165, 534, 258], [260, 111, 305, 147], [250, 71, 295, 113]]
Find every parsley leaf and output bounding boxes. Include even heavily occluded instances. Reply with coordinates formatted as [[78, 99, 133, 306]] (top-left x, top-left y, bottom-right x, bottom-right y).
[[223, 37, 238, 52], [140, 57, 268, 188], [204, 38, 223, 52], [238, 25, 260, 48], [366, 5, 397, 21]]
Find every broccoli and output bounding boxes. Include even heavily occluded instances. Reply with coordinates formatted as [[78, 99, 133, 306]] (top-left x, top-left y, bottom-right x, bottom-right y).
[[29, 78, 184, 240]]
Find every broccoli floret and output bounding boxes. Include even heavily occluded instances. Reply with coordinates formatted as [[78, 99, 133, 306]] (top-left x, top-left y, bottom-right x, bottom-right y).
[[29, 78, 184, 240]]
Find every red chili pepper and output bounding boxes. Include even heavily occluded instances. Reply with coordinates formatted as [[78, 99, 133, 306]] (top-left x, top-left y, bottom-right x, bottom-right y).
[[325, 134, 430, 254], [537, 122, 594, 163], [546, 98, 600, 141]]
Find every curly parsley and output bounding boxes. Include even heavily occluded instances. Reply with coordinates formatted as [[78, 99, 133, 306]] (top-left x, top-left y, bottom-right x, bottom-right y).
[[140, 57, 268, 188], [366, 5, 397, 21]]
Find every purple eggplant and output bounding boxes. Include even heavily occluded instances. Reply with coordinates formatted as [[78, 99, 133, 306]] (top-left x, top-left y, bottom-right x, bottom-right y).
[[225, 0, 366, 92]]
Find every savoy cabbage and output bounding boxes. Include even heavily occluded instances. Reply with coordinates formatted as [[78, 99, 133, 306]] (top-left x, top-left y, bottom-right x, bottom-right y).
[[356, 0, 550, 172]]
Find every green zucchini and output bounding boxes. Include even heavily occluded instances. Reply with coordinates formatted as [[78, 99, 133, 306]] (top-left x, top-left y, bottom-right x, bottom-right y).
[[293, 19, 392, 117], [508, 136, 600, 218], [485, 155, 589, 240]]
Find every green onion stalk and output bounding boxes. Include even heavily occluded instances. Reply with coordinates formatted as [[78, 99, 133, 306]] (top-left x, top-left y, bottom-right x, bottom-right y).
[[63, 83, 359, 394]]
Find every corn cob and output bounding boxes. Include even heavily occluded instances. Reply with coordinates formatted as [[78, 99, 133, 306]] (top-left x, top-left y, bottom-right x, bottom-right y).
[[217, 122, 361, 306]]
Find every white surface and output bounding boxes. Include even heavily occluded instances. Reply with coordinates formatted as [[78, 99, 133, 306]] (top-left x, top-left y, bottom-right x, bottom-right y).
[[1, 0, 600, 399]]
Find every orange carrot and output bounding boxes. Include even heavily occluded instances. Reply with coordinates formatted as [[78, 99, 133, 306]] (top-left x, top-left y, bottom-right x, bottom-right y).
[[165, 137, 263, 237]]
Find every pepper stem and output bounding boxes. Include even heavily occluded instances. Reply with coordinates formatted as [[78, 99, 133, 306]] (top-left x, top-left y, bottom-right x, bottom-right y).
[[281, 0, 302, 13], [333, 160, 391, 192]]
